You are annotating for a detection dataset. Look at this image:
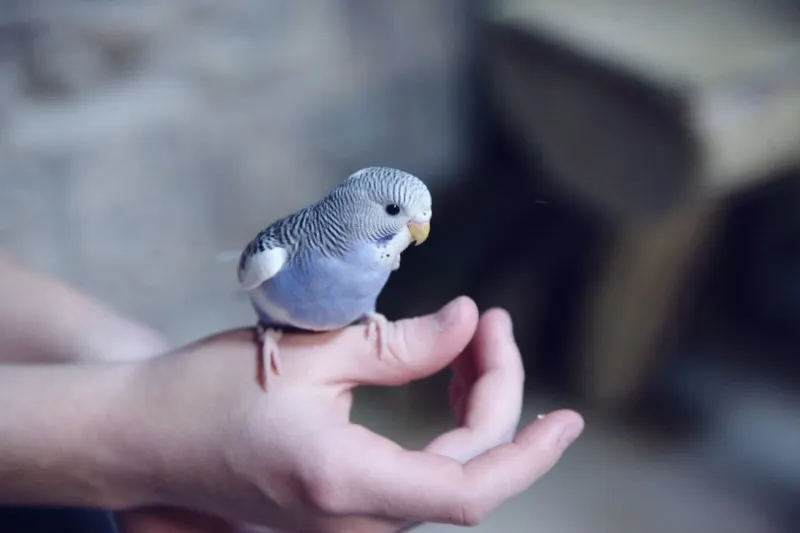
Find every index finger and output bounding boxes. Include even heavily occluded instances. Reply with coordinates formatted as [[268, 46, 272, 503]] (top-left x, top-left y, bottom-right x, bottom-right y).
[[318, 410, 583, 526], [428, 308, 525, 463]]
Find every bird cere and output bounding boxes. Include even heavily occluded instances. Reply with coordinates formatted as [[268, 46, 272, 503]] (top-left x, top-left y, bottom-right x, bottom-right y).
[[237, 166, 432, 389]]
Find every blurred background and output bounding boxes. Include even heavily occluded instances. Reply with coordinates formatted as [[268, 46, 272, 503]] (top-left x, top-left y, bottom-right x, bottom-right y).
[[2, 0, 800, 531]]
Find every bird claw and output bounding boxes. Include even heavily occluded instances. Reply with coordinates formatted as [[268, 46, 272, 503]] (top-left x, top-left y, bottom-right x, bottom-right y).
[[364, 312, 389, 359], [256, 324, 283, 390]]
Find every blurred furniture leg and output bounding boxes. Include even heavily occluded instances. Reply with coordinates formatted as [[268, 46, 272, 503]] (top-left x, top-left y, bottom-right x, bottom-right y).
[[485, 0, 800, 411], [578, 200, 719, 409]]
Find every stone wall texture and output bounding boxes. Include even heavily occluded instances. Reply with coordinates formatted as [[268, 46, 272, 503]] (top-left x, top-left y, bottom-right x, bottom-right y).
[[0, 0, 471, 343]]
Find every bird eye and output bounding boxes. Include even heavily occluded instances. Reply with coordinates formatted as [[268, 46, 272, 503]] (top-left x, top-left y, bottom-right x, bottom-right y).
[[385, 204, 401, 216]]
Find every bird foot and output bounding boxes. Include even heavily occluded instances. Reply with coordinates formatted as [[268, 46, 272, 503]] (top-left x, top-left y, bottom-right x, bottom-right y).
[[256, 324, 283, 391], [364, 312, 389, 359]]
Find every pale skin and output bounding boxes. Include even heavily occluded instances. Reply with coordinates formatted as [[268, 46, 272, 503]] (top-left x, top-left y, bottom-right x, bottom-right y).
[[0, 251, 584, 533]]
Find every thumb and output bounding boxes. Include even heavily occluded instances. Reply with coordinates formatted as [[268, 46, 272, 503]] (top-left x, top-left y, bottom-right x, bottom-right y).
[[325, 296, 479, 386]]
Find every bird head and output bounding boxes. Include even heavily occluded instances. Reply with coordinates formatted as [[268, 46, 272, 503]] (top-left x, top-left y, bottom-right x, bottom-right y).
[[337, 166, 432, 245]]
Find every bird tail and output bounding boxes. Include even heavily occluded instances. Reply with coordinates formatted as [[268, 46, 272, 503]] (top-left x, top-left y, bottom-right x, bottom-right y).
[[214, 250, 250, 301], [231, 288, 250, 301], [215, 250, 242, 263]]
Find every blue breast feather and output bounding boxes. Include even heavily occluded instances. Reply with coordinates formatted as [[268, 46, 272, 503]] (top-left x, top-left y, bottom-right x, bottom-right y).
[[250, 239, 393, 331]]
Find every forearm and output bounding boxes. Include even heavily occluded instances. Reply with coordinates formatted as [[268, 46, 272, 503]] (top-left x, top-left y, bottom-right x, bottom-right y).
[[0, 362, 149, 509], [0, 251, 167, 363]]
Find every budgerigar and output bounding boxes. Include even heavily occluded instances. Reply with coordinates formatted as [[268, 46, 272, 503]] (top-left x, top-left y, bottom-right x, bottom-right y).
[[237, 166, 432, 389]]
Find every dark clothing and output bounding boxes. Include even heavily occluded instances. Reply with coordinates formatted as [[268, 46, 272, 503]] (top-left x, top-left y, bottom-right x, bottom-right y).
[[0, 507, 118, 533]]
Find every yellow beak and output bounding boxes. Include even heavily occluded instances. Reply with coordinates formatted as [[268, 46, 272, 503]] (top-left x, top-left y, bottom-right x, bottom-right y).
[[407, 221, 430, 246]]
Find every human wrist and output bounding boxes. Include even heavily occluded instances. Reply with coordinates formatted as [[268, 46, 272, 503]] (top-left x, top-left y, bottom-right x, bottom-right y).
[[110, 341, 259, 516], [0, 361, 157, 509]]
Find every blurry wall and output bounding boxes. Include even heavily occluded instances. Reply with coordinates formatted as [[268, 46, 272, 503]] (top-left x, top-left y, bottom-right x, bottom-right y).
[[0, 0, 473, 343]]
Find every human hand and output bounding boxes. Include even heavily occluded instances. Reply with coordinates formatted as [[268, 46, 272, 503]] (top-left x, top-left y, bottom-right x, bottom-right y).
[[115, 296, 583, 533]]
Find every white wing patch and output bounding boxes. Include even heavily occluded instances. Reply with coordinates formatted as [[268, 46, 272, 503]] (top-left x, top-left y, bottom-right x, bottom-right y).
[[238, 246, 288, 291]]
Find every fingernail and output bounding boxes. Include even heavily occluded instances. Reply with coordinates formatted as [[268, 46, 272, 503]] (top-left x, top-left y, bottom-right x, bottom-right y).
[[537, 413, 546, 420], [434, 299, 460, 331], [559, 420, 584, 447]]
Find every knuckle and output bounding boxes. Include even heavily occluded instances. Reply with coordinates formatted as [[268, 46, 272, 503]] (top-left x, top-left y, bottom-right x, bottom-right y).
[[447, 492, 485, 527], [304, 474, 342, 515], [302, 456, 346, 515], [537, 432, 567, 458], [384, 321, 414, 365], [454, 501, 485, 527]]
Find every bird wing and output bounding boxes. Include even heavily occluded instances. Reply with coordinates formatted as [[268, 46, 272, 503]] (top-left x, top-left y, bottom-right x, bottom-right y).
[[237, 230, 290, 291]]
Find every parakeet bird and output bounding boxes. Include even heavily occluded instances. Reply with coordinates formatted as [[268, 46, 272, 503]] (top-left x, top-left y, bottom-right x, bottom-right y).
[[237, 166, 432, 389]]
